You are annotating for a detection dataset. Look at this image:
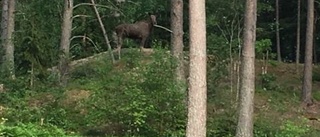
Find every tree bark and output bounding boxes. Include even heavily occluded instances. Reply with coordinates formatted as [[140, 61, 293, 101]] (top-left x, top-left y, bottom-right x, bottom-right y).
[[296, 0, 301, 65], [186, 0, 206, 136], [313, 11, 317, 63], [276, 0, 281, 62], [171, 0, 185, 82], [58, 0, 73, 86], [1, 0, 15, 79], [236, 0, 256, 137], [302, 0, 314, 105]]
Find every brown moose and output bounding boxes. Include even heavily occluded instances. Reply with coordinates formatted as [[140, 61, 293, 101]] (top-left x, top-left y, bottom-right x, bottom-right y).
[[114, 14, 157, 59]]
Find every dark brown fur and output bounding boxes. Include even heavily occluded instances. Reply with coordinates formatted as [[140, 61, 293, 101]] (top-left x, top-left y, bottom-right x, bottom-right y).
[[114, 15, 157, 59]]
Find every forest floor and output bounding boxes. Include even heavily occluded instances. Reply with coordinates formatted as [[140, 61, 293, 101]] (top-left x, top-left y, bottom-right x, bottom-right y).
[[54, 52, 320, 135], [2, 49, 320, 136], [255, 60, 320, 131]]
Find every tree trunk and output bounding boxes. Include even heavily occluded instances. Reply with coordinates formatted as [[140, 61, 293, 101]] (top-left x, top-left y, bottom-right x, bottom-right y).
[[302, 0, 314, 105], [170, 0, 185, 82], [236, 0, 256, 136], [313, 11, 317, 63], [186, 0, 206, 136], [296, 0, 301, 65], [58, 0, 73, 86], [276, 0, 281, 62], [1, 0, 15, 79]]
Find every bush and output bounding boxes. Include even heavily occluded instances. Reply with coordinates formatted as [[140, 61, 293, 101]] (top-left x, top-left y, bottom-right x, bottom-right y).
[[81, 48, 186, 136], [0, 118, 79, 137], [260, 73, 278, 90], [275, 120, 310, 137]]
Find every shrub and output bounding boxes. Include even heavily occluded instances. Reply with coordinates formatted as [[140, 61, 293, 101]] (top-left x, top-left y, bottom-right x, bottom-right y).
[[275, 120, 310, 137], [82, 48, 186, 136], [260, 73, 278, 90], [0, 118, 79, 137]]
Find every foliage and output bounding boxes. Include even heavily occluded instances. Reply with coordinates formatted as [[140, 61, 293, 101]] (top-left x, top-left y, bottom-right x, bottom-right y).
[[255, 39, 273, 59], [15, 0, 62, 75], [275, 120, 310, 137], [2, 0, 320, 136], [207, 113, 236, 137], [260, 73, 278, 90], [0, 118, 79, 137], [69, 48, 187, 136], [207, 34, 230, 95]]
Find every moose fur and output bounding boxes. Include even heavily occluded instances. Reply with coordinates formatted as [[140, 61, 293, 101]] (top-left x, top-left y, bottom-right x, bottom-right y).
[[114, 14, 157, 59]]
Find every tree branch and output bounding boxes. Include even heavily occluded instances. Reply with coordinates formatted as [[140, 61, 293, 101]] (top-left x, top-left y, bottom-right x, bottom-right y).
[[70, 35, 100, 52], [73, 3, 122, 14], [72, 14, 92, 20]]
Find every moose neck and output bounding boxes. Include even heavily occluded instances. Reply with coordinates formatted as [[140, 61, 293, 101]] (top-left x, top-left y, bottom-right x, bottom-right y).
[[146, 19, 155, 31]]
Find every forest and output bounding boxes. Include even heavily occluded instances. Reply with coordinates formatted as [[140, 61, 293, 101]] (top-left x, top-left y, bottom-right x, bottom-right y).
[[0, 0, 320, 136]]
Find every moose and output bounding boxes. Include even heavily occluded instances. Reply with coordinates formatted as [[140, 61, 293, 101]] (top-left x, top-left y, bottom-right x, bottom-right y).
[[114, 14, 157, 59]]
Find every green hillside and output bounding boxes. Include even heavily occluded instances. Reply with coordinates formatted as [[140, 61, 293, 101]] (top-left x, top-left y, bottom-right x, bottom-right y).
[[1, 49, 320, 136]]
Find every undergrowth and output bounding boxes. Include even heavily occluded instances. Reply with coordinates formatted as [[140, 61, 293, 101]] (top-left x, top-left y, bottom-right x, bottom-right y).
[[0, 48, 319, 136]]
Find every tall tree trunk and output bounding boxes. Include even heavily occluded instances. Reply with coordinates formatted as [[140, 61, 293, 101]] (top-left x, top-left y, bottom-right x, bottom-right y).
[[276, 0, 281, 62], [170, 0, 185, 82], [186, 0, 206, 136], [302, 0, 314, 105], [313, 11, 317, 63], [1, 0, 8, 42], [1, 0, 15, 79], [236, 0, 256, 136], [296, 0, 301, 65], [58, 0, 73, 86]]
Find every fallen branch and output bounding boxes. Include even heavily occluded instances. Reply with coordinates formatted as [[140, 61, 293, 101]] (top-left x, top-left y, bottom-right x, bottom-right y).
[[47, 48, 155, 72]]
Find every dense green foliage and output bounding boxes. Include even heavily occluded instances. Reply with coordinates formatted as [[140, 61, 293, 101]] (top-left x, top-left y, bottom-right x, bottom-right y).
[[0, 120, 79, 137]]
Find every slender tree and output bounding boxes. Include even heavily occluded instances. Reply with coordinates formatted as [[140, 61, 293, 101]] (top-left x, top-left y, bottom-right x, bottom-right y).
[[91, 0, 115, 63], [236, 0, 256, 136], [276, 0, 281, 62], [186, 0, 206, 136], [171, 0, 185, 82], [302, 0, 314, 105], [58, 0, 73, 86], [296, 0, 301, 66], [1, 0, 16, 79]]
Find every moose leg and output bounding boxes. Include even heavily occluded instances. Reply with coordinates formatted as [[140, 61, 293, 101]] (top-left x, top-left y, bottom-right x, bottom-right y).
[[140, 37, 147, 52], [117, 36, 123, 59]]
